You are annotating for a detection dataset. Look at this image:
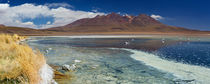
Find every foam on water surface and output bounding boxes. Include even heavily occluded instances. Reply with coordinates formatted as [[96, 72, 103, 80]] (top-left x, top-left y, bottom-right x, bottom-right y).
[[125, 49, 210, 84]]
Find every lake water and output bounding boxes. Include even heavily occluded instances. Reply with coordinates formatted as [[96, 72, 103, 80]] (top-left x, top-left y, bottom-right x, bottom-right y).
[[27, 36, 210, 84]]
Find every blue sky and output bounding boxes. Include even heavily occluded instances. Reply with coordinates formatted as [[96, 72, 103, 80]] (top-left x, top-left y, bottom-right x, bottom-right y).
[[0, 0, 210, 30]]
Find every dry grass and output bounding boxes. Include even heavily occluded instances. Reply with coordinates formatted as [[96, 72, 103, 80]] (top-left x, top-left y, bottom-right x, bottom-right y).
[[0, 34, 26, 43], [0, 34, 46, 84]]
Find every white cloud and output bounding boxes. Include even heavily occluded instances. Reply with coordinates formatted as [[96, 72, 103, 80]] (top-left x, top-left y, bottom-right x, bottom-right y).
[[46, 21, 51, 25], [22, 21, 34, 25], [45, 3, 73, 8], [0, 4, 9, 10], [151, 14, 164, 20], [91, 7, 101, 13], [92, 9, 98, 12], [0, 3, 105, 29]]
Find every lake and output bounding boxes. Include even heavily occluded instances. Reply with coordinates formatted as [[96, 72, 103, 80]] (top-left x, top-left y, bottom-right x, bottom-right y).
[[27, 35, 210, 84]]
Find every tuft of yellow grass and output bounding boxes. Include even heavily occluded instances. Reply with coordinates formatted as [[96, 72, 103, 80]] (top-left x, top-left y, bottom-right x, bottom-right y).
[[0, 34, 46, 84]]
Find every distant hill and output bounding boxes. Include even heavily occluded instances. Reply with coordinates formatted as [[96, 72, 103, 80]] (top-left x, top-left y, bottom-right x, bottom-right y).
[[0, 25, 53, 36], [0, 24, 5, 28], [0, 13, 209, 36]]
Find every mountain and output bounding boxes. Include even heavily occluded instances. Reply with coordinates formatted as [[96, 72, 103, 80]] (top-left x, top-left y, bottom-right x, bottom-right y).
[[0, 13, 209, 35], [46, 13, 206, 34]]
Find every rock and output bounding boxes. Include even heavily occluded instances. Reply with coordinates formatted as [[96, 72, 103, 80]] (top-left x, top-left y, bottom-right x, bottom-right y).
[[91, 66, 97, 69], [161, 38, 165, 43], [125, 41, 130, 45], [71, 64, 76, 70], [74, 60, 81, 63], [49, 65, 72, 80], [91, 65, 99, 69], [173, 79, 195, 83], [45, 50, 49, 53], [48, 48, 52, 50], [62, 64, 71, 71], [45, 48, 53, 54], [62, 64, 76, 71]]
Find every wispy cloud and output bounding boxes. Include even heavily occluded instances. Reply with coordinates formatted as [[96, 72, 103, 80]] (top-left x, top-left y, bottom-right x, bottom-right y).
[[44, 3, 73, 8], [91, 7, 101, 13], [0, 3, 105, 29], [151, 14, 164, 20]]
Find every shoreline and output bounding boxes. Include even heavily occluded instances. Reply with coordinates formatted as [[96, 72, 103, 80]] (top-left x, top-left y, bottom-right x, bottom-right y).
[[13, 31, 210, 37], [29, 34, 210, 38]]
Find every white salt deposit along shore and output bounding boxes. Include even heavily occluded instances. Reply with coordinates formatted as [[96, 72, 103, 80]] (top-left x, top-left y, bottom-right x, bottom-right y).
[[124, 49, 210, 84], [39, 64, 57, 84]]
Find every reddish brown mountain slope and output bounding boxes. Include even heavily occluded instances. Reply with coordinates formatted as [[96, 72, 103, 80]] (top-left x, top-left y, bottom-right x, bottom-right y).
[[47, 13, 206, 34]]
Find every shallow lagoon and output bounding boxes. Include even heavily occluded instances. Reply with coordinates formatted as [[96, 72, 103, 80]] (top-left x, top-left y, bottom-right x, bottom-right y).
[[27, 36, 210, 84]]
